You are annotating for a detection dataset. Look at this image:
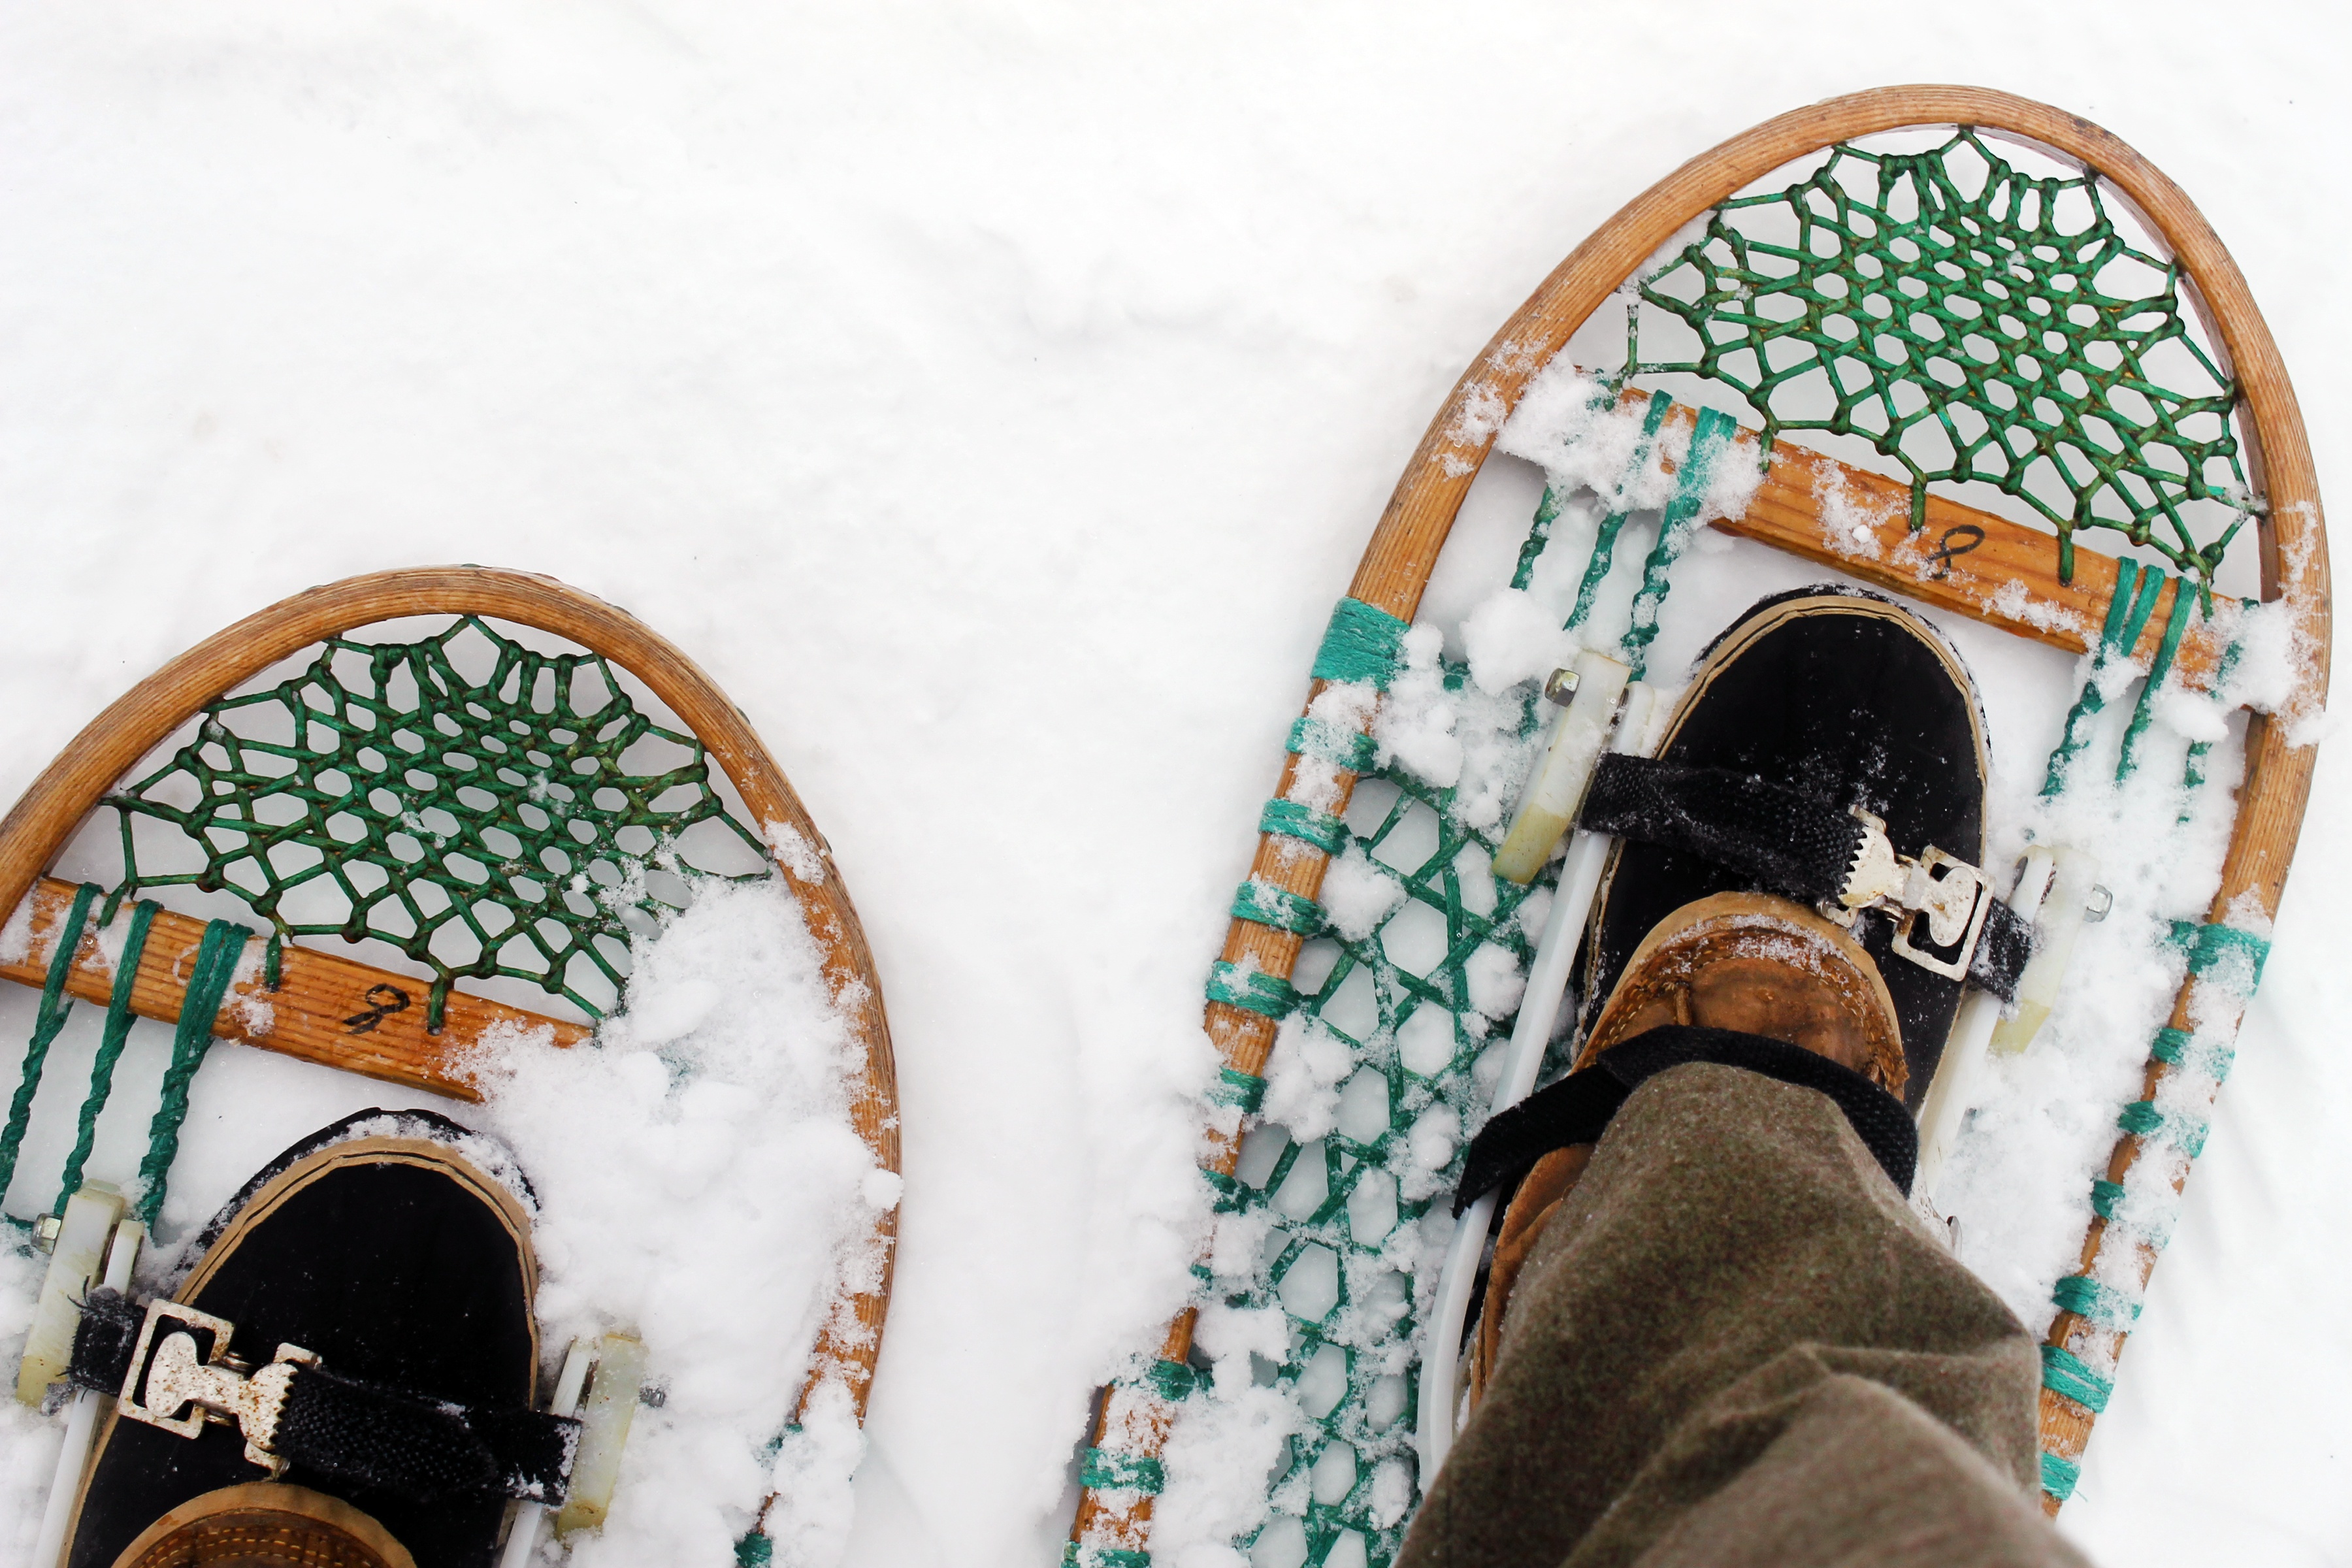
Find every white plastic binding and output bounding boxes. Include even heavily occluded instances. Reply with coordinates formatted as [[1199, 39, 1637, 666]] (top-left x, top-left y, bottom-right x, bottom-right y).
[[498, 1337, 596, 1568], [1416, 679, 1657, 1482], [1492, 651, 1634, 886], [31, 1210, 143, 1568], [554, 1332, 648, 1537], [1989, 845, 2101, 1055], [17, 1184, 127, 1407]]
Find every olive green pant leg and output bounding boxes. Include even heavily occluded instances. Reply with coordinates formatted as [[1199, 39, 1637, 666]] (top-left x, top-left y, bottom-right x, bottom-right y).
[[1399, 1061, 2088, 1568]]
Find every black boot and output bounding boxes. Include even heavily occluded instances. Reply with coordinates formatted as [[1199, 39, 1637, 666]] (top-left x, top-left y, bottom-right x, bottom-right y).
[[64, 1110, 547, 1568], [1580, 584, 1989, 1107]]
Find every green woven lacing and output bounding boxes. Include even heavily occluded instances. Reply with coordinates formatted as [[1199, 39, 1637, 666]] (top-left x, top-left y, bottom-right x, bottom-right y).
[[105, 616, 772, 1031], [1149, 411, 1736, 1568], [7, 617, 774, 1230], [1211, 743, 1552, 1568], [1627, 129, 2253, 596]]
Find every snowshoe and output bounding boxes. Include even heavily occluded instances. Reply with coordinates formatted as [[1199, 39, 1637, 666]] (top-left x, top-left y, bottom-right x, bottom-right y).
[[1068, 84, 2325, 1568], [4, 568, 900, 1565]]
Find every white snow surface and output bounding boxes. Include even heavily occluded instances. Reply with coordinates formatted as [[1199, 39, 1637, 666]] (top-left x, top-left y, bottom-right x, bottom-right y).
[[1, 8, 2349, 1568]]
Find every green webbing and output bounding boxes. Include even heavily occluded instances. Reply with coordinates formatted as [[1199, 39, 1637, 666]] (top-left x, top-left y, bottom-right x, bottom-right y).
[[2180, 635, 2246, 806], [2090, 1179, 2125, 1219], [53, 901, 159, 1214], [1080, 1449, 1167, 1494], [1564, 393, 1674, 632], [2040, 1345, 2114, 1413], [2051, 1273, 2140, 1329], [1511, 487, 1565, 592], [735, 1533, 774, 1568], [0, 883, 99, 1205], [1310, 599, 1411, 689], [2041, 558, 2167, 797], [105, 617, 773, 1030], [1287, 717, 1379, 774], [1204, 961, 1299, 1021], [2149, 1025, 2234, 1083], [1207, 1067, 1267, 1113], [135, 918, 251, 1228], [1620, 408, 1739, 681], [2166, 919, 2270, 987], [1231, 878, 1324, 938], [1259, 799, 1348, 857], [2115, 573, 2195, 780], [1630, 130, 2252, 591], [2040, 1450, 2082, 1502]]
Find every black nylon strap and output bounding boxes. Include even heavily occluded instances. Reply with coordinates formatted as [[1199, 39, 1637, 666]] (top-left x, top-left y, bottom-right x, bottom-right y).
[[1453, 1024, 1919, 1214], [1580, 754, 2032, 998], [66, 1288, 576, 1503], [1582, 755, 1865, 901]]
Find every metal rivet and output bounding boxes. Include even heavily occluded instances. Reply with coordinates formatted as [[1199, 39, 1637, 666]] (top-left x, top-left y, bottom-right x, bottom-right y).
[[1542, 667, 1580, 706], [2084, 885, 2114, 923]]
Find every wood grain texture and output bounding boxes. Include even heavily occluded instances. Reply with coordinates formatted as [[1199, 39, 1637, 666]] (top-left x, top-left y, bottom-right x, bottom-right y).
[[0, 875, 589, 1099], [1076, 86, 2328, 1555], [0, 566, 900, 1426], [1646, 399, 2235, 684]]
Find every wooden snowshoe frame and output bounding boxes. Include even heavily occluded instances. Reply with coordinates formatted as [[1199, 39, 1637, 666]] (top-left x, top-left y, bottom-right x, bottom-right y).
[[0, 566, 900, 1427], [1073, 84, 2328, 1561]]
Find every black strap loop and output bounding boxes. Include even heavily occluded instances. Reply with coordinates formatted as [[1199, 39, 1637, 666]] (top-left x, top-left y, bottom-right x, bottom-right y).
[[1453, 1025, 1919, 1215]]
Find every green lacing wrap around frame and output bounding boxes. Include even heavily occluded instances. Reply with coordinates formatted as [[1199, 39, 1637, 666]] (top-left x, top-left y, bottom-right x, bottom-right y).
[[1232, 879, 1326, 938], [1207, 1067, 1267, 1113], [1311, 599, 1411, 689], [1629, 129, 2255, 592], [1204, 961, 1301, 1021], [2040, 1344, 2114, 1413], [103, 616, 774, 1032], [1080, 1450, 1168, 1495], [1259, 800, 1350, 856], [2051, 1274, 2141, 1330], [2166, 919, 2270, 987], [1066, 1547, 1152, 1568], [2040, 1450, 2082, 1503]]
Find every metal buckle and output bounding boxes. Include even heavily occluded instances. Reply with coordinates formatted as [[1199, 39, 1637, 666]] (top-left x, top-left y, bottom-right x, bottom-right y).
[[1829, 811, 1993, 983], [116, 1298, 317, 1475]]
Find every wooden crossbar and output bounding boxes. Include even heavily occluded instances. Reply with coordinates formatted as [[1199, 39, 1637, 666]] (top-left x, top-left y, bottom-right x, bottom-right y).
[[1650, 395, 2233, 686], [0, 875, 587, 1103]]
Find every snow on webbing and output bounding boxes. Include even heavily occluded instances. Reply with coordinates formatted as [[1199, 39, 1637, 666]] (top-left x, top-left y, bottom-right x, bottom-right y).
[[1153, 638, 1555, 1568]]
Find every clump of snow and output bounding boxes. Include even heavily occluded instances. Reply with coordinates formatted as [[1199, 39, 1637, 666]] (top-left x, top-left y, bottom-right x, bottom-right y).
[[1935, 633, 2248, 1338], [1315, 847, 1403, 942], [1371, 626, 1462, 789], [463, 874, 890, 1568], [1460, 587, 1571, 697], [1258, 1016, 1354, 1143]]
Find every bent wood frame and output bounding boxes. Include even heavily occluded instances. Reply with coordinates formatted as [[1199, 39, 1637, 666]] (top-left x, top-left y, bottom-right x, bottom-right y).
[[0, 566, 900, 1424], [1074, 84, 2328, 1556]]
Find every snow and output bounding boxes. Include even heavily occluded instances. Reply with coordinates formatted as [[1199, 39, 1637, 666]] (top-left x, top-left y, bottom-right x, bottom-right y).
[[0, 8, 2348, 1568]]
